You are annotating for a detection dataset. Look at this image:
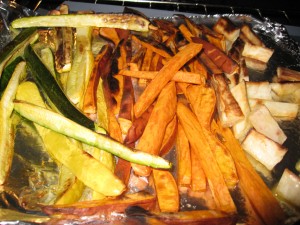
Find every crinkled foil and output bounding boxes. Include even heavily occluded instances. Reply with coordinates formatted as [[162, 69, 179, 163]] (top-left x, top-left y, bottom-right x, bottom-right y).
[[1, 2, 300, 224]]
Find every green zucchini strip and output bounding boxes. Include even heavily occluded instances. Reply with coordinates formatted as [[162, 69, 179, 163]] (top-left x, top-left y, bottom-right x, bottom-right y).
[[0, 61, 26, 185], [13, 100, 172, 169], [11, 14, 149, 32]]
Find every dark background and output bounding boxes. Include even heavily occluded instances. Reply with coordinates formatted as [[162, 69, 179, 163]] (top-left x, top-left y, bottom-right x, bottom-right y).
[[15, 0, 300, 26]]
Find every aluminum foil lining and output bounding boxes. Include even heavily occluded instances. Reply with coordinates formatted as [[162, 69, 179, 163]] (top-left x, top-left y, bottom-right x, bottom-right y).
[[1, 2, 300, 224]]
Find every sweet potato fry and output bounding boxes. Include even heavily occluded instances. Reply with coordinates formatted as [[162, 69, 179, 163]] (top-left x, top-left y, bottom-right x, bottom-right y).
[[141, 48, 153, 71], [134, 42, 202, 117], [179, 24, 194, 42], [149, 53, 161, 71], [176, 103, 236, 214], [132, 82, 177, 176], [192, 37, 239, 75], [119, 69, 205, 85], [176, 122, 192, 188], [190, 146, 207, 192], [211, 119, 285, 225], [159, 115, 177, 157], [99, 27, 120, 45], [153, 169, 179, 212], [199, 52, 223, 75]]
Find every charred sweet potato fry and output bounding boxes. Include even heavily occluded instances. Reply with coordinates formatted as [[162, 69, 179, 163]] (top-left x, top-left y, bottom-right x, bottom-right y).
[[132, 81, 177, 176], [159, 115, 177, 157], [211, 120, 286, 225], [134, 42, 202, 117]]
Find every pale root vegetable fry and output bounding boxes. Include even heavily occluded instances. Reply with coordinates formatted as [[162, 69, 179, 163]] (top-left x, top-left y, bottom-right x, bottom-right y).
[[211, 119, 285, 225], [153, 169, 179, 212], [242, 42, 274, 63], [177, 103, 236, 214], [119, 69, 205, 85], [132, 35, 172, 59], [159, 115, 177, 156], [184, 84, 238, 189], [134, 42, 202, 117], [176, 122, 192, 187], [190, 146, 207, 192], [132, 81, 177, 176]]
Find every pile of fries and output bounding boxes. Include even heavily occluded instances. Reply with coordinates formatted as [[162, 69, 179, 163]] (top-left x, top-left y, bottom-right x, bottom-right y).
[[6, 3, 300, 225]]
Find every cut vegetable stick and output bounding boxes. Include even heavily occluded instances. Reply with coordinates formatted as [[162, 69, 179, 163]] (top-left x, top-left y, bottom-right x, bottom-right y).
[[179, 24, 194, 42], [199, 51, 223, 75], [132, 35, 173, 59], [134, 42, 202, 117], [177, 103, 236, 214], [213, 17, 240, 43], [242, 42, 274, 63], [183, 84, 238, 189], [99, 27, 120, 45], [276, 66, 300, 82], [159, 115, 177, 157], [132, 81, 177, 176], [153, 169, 179, 212], [190, 146, 207, 192], [149, 53, 161, 71], [211, 119, 285, 225], [141, 48, 153, 72], [240, 24, 264, 47], [119, 69, 205, 85], [176, 122, 192, 187]]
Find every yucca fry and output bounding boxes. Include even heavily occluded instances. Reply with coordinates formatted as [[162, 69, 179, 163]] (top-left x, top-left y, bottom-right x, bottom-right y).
[[211, 120, 285, 225], [132, 81, 177, 176], [153, 169, 179, 212], [176, 122, 192, 188], [240, 24, 264, 47], [177, 103, 236, 214], [119, 69, 205, 85], [134, 42, 202, 117], [242, 42, 274, 63]]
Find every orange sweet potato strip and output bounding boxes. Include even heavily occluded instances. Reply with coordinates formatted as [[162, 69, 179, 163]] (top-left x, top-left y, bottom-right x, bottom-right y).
[[176, 122, 192, 188], [134, 42, 203, 117], [132, 81, 177, 176], [153, 169, 179, 213], [190, 146, 207, 192], [179, 24, 194, 42], [176, 102, 236, 214], [119, 70, 205, 85], [211, 120, 285, 225], [99, 27, 120, 45], [159, 115, 177, 157]]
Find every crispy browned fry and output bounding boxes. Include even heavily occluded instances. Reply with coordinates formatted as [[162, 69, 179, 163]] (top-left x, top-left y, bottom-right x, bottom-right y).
[[119, 69, 205, 85], [118, 76, 135, 121], [99, 27, 120, 45], [132, 35, 173, 59], [179, 24, 194, 42], [124, 104, 154, 145], [240, 24, 264, 47], [211, 120, 285, 225], [211, 74, 244, 127], [177, 103, 236, 214], [134, 42, 203, 117], [160, 115, 177, 157], [184, 17, 202, 37], [141, 48, 153, 71], [83, 44, 113, 114], [183, 84, 238, 189], [190, 146, 207, 192], [192, 37, 239, 75], [199, 52, 222, 75], [276, 66, 300, 82], [176, 122, 192, 188], [153, 169, 179, 212], [42, 192, 156, 217], [213, 17, 240, 44], [132, 82, 177, 176], [149, 53, 161, 71]]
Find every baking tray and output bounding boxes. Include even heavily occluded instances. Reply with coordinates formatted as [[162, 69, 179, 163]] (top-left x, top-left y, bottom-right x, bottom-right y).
[[0, 1, 300, 224]]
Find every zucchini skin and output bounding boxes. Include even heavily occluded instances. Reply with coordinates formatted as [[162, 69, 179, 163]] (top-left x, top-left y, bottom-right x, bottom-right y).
[[24, 45, 96, 130]]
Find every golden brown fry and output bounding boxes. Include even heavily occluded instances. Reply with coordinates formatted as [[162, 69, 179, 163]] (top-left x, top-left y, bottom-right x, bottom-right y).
[[199, 52, 223, 75], [119, 69, 205, 85], [153, 169, 179, 212], [99, 27, 120, 45], [176, 122, 192, 188], [134, 42, 203, 117], [176, 103, 236, 214], [141, 48, 153, 72], [179, 24, 194, 42], [132, 82, 177, 176], [190, 146, 207, 192], [211, 120, 285, 225]]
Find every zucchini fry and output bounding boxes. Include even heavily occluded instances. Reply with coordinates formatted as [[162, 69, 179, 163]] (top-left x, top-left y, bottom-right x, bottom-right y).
[[134, 42, 202, 117]]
